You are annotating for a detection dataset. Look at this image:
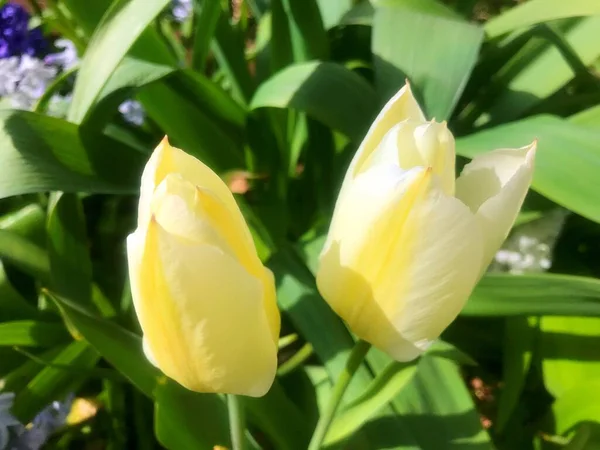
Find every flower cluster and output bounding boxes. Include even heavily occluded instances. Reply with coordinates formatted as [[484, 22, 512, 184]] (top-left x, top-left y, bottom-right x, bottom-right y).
[[0, 392, 73, 450], [0, 3, 46, 58]]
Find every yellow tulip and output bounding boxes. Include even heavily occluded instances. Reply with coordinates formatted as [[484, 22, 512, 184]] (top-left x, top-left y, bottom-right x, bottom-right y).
[[127, 138, 280, 397], [317, 84, 535, 361]]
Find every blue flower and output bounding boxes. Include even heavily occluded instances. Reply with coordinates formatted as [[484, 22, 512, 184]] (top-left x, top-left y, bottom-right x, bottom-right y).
[[0, 393, 20, 450], [171, 0, 192, 22], [119, 99, 146, 126], [0, 3, 47, 58]]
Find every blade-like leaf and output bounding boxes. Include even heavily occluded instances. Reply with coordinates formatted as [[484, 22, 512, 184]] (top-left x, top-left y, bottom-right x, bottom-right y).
[[68, 0, 172, 123], [0, 111, 145, 198], [464, 273, 600, 317], [0, 321, 69, 347], [251, 61, 377, 142], [325, 360, 418, 446], [12, 340, 99, 423], [50, 293, 159, 397], [47, 193, 92, 305], [456, 115, 600, 224], [541, 316, 600, 398], [485, 0, 600, 38], [372, 0, 483, 119]]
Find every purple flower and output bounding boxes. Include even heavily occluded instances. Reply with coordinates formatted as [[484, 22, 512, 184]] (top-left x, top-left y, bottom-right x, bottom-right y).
[[171, 0, 192, 22], [0, 3, 48, 58], [44, 39, 78, 70], [119, 99, 145, 126]]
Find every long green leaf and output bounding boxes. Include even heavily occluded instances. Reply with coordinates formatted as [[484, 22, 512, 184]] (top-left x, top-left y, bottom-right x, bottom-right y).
[[481, 16, 600, 123], [372, 0, 483, 119], [456, 115, 600, 224], [251, 61, 377, 142], [0, 321, 69, 347], [325, 361, 418, 446], [12, 340, 99, 423], [464, 273, 600, 317], [68, 0, 172, 123], [541, 316, 600, 398], [47, 193, 92, 305], [50, 293, 159, 398], [0, 111, 145, 198], [485, 0, 600, 38]]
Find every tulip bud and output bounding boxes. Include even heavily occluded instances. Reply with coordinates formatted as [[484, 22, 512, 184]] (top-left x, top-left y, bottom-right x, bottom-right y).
[[317, 84, 535, 361], [127, 138, 280, 397]]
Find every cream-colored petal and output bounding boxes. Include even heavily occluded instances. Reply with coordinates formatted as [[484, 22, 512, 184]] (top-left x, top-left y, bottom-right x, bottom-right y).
[[317, 164, 433, 359], [138, 139, 256, 258], [456, 143, 536, 270], [317, 164, 482, 361], [361, 120, 456, 195], [132, 218, 277, 397], [150, 173, 264, 280], [335, 84, 425, 198]]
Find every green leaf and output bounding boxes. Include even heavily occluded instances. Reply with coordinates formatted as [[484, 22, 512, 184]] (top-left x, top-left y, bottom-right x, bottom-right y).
[[565, 423, 600, 450], [570, 104, 600, 127], [277, 0, 329, 61], [154, 382, 242, 450], [191, 0, 221, 71], [456, 115, 600, 224], [485, 0, 600, 38], [251, 61, 377, 142], [12, 340, 99, 423], [84, 57, 176, 127], [47, 193, 92, 305], [552, 382, 600, 435], [541, 316, 600, 398], [464, 273, 600, 317], [0, 261, 39, 321], [68, 0, 173, 123], [0, 230, 49, 281], [0, 111, 145, 198], [0, 321, 70, 347], [390, 355, 492, 448], [496, 317, 538, 432], [325, 360, 418, 446], [244, 380, 311, 450], [50, 293, 159, 398], [481, 16, 600, 123], [212, 12, 255, 105], [372, 0, 483, 119], [0, 346, 64, 394], [137, 80, 244, 172], [317, 0, 353, 29]]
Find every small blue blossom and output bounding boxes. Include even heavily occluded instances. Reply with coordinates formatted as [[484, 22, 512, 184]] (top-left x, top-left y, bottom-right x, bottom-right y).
[[5, 54, 57, 110], [44, 39, 78, 70], [171, 0, 192, 22], [0, 393, 20, 450], [119, 99, 145, 126], [9, 393, 74, 450], [0, 3, 47, 59]]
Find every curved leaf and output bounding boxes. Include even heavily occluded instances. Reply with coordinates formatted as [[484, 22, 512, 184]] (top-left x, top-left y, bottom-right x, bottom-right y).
[[464, 273, 600, 317], [0, 111, 145, 198], [251, 61, 377, 142]]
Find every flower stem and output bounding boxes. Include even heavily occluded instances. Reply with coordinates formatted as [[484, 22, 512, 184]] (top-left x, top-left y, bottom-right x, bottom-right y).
[[227, 394, 246, 450], [307, 340, 371, 450]]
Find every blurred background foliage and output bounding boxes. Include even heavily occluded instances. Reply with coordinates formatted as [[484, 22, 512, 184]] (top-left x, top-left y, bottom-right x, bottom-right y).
[[0, 0, 600, 448]]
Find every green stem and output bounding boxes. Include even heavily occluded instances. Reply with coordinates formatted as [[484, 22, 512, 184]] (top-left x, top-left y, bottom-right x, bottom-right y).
[[228, 394, 246, 450], [307, 340, 371, 450]]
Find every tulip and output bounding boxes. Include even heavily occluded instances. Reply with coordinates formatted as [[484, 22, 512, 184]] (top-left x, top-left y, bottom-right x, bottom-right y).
[[316, 84, 535, 361], [127, 138, 280, 397]]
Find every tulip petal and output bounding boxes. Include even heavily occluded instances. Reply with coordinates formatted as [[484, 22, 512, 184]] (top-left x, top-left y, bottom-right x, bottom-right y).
[[318, 165, 482, 361], [128, 219, 278, 397], [362, 121, 456, 195], [456, 143, 536, 270], [341, 84, 426, 184], [138, 139, 256, 257]]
